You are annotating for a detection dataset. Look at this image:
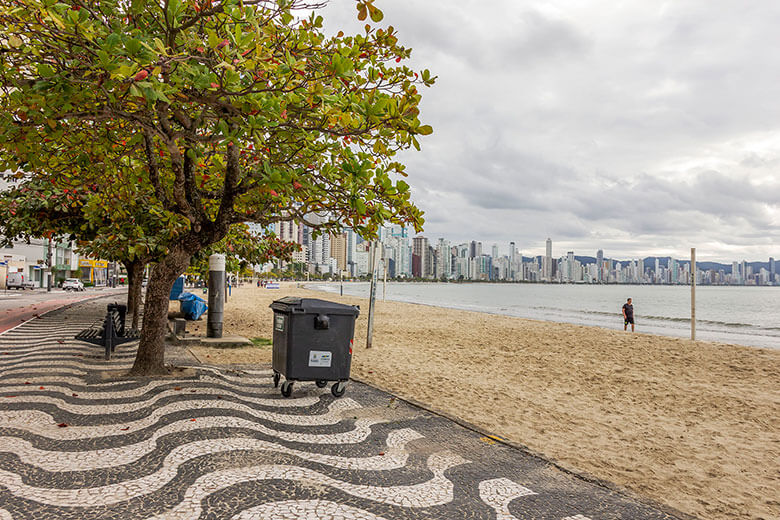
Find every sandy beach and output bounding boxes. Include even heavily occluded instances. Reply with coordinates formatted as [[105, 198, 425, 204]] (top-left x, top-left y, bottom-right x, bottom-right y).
[[183, 283, 780, 520]]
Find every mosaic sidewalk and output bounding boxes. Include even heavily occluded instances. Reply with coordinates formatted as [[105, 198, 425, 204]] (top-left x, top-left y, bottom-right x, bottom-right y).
[[0, 298, 683, 519]]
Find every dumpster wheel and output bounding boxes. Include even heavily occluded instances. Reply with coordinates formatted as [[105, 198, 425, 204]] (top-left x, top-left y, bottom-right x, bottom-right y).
[[315, 379, 328, 388], [272, 372, 280, 388], [281, 381, 293, 398], [331, 381, 346, 397]]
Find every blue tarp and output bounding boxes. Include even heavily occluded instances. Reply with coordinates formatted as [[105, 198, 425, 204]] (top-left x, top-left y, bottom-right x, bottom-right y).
[[178, 292, 207, 320], [170, 276, 185, 300]]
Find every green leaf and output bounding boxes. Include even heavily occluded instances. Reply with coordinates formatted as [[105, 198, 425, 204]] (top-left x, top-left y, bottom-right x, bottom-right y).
[[368, 4, 384, 22], [37, 63, 55, 78], [417, 125, 433, 135], [125, 38, 141, 55], [106, 33, 120, 48], [208, 32, 220, 49]]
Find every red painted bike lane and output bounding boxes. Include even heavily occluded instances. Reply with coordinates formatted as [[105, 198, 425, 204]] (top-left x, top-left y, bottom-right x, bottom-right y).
[[0, 294, 112, 334]]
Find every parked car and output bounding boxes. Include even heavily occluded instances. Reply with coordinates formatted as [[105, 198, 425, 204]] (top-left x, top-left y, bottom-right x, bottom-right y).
[[62, 278, 85, 291], [6, 272, 35, 290]]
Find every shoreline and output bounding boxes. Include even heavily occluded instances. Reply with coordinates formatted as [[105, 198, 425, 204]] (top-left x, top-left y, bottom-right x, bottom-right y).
[[300, 278, 780, 287], [303, 281, 780, 351], [184, 283, 780, 520]]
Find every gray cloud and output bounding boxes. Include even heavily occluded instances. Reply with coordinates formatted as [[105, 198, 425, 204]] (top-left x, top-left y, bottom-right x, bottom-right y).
[[321, 1, 780, 261]]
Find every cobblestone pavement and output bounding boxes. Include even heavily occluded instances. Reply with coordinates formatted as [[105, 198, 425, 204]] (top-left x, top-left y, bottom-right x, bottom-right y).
[[0, 298, 683, 519]]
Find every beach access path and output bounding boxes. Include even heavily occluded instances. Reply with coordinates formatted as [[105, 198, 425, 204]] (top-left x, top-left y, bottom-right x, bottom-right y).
[[0, 294, 682, 519]]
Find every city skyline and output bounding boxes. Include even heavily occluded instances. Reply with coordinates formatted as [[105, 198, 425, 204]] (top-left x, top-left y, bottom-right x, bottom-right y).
[[261, 221, 778, 286], [321, 1, 780, 260], [410, 233, 778, 266]]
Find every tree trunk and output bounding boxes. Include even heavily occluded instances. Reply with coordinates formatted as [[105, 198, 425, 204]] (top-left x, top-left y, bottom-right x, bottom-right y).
[[129, 249, 191, 376], [124, 260, 145, 330]]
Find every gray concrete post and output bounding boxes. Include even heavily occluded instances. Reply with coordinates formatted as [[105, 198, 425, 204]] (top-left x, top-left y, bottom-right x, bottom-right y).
[[691, 247, 696, 341], [207, 254, 225, 338]]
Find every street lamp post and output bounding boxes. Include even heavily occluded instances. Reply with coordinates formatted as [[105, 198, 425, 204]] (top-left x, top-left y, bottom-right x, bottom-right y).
[[46, 238, 53, 292]]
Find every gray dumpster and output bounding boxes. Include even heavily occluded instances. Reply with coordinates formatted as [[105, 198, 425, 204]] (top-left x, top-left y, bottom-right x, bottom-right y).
[[270, 297, 360, 398]]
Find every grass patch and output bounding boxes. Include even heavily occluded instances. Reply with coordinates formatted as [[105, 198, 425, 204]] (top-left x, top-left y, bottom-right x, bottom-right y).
[[250, 337, 272, 346]]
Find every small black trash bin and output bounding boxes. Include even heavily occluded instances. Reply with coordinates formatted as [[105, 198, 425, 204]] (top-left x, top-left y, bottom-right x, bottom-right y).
[[270, 297, 360, 398]]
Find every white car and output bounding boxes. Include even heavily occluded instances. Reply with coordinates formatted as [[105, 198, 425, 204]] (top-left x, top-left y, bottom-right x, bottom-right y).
[[62, 278, 85, 291]]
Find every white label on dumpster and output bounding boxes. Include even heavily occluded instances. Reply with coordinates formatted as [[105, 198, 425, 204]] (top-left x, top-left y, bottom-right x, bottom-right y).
[[308, 350, 332, 367], [274, 315, 285, 332]]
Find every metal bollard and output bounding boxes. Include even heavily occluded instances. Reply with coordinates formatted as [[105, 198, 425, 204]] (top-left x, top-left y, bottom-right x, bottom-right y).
[[207, 254, 225, 338]]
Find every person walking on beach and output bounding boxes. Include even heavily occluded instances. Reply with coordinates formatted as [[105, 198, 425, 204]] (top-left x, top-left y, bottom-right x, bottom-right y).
[[622, 298, 635, 332]]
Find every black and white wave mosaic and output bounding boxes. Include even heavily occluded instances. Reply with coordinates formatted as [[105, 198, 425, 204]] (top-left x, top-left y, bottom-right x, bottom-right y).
[[0, 298, 680, 519]]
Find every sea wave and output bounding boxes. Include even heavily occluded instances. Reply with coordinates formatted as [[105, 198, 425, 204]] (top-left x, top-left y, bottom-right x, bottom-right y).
[[305, 283, 780, 348], [529, 306, 780, 332]]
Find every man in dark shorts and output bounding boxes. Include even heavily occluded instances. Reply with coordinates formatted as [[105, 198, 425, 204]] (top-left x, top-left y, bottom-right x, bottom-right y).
[[622, 298, 634, 332]]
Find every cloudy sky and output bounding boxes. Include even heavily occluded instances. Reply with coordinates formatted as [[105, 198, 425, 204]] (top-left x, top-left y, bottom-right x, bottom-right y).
[[321, 1, 780, 261]]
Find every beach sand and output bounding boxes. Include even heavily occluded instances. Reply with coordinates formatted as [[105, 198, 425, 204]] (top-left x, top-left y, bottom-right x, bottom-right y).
[[182, 283, 780, 520]]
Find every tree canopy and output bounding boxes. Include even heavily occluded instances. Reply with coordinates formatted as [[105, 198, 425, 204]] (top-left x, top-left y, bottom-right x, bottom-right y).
[[0, 0, 435, 374]]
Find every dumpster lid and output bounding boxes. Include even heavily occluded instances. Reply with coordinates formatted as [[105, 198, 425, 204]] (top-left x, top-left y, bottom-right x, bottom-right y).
[[270, 297, 360, 316]]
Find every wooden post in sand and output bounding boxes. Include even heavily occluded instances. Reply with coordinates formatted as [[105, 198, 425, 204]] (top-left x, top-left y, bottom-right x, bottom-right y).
[[383, 260, 387, 301], [366, 241, 380, 349], [691, 247, 696, 341]]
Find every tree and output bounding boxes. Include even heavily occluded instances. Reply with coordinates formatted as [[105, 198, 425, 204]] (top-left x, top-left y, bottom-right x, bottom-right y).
[[0, 0, 434, 375], [0, 171, 168, 329], [187, 224, 299, 280]]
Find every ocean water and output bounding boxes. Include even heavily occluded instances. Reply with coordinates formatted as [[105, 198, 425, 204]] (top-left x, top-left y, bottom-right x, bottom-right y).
[[306, 282, 780, 350]]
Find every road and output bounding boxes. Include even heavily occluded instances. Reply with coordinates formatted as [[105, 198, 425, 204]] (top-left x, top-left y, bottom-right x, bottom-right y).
[[0, 287, 127, 333]]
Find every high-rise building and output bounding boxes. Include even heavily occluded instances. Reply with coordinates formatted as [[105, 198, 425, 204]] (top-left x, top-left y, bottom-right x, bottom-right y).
[[412, 236, 430, 278], [770, 257, 776, 285], [329, 233, 347, 271], [543, 238, 553, 281], [435, 238, 451, 279], [508, 241, 517, 280], [491, 244, 499, 259], [596, 249, 604, 283]]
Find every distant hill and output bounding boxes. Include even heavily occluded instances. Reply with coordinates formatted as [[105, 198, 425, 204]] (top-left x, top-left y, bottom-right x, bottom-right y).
[[520, 255, 773, 274]]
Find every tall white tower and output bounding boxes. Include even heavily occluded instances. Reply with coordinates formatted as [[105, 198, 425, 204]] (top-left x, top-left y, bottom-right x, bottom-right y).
[[544, 238, 552, 281]]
